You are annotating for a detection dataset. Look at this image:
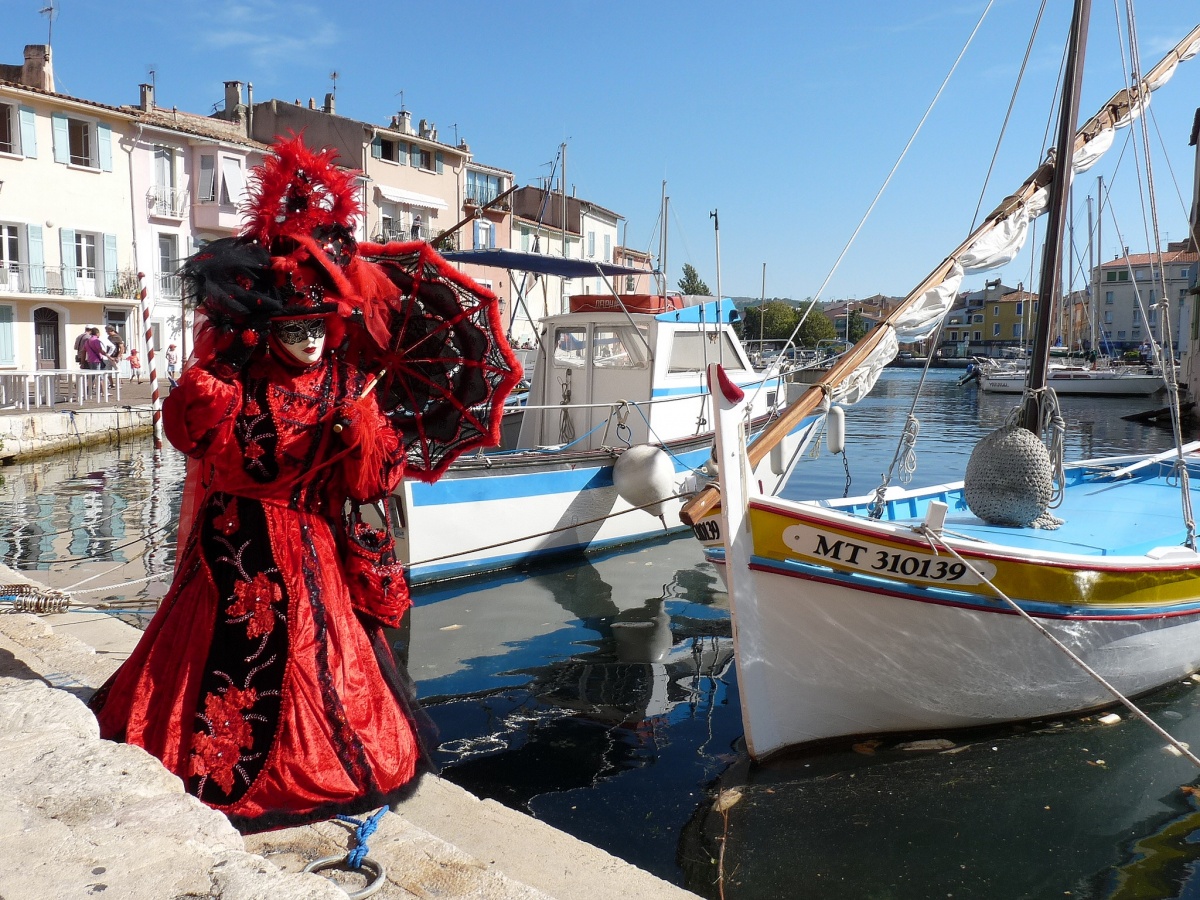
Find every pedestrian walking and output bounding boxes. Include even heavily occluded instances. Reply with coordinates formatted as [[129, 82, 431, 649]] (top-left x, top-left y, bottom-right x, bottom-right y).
[[128, 349, 143, 382], [165, 344, 179, 387]]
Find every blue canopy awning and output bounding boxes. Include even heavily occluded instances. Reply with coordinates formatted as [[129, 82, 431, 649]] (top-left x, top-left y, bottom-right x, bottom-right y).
[[440, 248, 657, 280]]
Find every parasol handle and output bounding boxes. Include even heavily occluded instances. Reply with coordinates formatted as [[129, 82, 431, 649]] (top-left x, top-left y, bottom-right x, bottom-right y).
[[333, 369, 386, 433]]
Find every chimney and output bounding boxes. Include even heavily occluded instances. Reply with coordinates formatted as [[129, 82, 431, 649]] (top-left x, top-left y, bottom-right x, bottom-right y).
[[22, 44, 53, 92], [308, 97, 316, 109], [323, 92, 335, 114], [139, 82, 155, 111], [224, 80, 243, 117], [396, 110, 411, 134]]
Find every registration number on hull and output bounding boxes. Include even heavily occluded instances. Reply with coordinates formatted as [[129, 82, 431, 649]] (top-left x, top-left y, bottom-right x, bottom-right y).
[[782, 524, 996, 586]]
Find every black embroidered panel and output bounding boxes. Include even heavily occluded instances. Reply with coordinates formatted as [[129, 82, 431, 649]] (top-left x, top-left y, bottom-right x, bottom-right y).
[[235, 377, 280, 483], [187, 493, 289, 806]]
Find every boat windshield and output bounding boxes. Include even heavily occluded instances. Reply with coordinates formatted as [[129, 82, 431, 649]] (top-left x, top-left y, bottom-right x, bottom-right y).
[[669, 332, 746, 373], [592, 325, 649, 368]]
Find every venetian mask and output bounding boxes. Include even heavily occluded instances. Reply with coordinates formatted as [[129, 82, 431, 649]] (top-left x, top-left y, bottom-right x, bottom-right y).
[[272, 317, 326, 365]]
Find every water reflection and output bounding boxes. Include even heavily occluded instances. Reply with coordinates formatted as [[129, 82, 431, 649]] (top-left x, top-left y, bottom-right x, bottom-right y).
[[0, 444, 184, 608]]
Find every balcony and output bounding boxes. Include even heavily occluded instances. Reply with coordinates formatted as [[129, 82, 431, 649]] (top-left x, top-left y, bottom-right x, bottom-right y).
[[157, 272, 182, 298], [0, 263, 129, 299], [465, 188, 501, 208], [147, 185, 188, 219]]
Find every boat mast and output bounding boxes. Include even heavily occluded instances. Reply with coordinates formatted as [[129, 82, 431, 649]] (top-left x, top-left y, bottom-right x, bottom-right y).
[[659, 182, 669, 297], [1094, 175, 1103, 356], [1021, 0, 1092, 431]]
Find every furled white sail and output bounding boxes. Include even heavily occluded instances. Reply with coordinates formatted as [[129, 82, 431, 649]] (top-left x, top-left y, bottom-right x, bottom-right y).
[[1073, 127, 1114, 173], [959, 188, 1050, 272]]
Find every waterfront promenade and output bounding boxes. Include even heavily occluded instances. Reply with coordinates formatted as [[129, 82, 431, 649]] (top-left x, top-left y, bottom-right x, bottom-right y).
[[0, 583, 701, 899]]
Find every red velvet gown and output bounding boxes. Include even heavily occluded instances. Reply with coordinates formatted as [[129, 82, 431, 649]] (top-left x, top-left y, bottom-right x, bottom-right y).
[[90, 346, 422, 832]]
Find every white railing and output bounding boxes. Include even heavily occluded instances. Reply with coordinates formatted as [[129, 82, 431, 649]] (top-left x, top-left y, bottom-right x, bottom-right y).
[[0, 369, 121, 410], [0, 263, 119, 298], [157, 272, 182, 298], [147, 185, 188, 218]]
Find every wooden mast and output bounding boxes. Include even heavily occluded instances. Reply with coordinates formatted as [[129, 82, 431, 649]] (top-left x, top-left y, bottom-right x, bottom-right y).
[[1021, 0, 1091, 431], [679, 22, 1200, 529]]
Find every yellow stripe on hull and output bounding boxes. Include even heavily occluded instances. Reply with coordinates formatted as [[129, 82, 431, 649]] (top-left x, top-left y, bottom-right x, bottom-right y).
[[748, 504, 1200, 611]]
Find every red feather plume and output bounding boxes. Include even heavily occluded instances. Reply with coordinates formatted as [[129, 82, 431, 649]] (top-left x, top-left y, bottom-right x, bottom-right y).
[[243, 134, 361, 244]]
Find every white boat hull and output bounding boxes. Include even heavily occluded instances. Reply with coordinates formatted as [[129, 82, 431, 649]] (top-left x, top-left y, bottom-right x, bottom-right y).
[[979, 370, 1164, 395], [721, 552, 1200, 757]]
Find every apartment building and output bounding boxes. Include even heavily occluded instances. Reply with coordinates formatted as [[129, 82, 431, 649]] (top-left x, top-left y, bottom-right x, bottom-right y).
[[1093, 242, 1197, 354], [0, 45, 138, 369]]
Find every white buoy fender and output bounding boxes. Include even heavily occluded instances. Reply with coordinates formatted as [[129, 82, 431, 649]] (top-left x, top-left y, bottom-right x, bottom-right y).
[[827, 405, 846, 455], [613, 444, 677, 518]]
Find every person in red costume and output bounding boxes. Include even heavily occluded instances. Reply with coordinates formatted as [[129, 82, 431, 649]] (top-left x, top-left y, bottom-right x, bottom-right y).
[[87, 138, 451, 833]]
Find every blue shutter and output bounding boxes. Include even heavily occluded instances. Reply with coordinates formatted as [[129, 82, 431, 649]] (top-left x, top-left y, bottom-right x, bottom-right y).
[[26, 225, 45, 292], [435, 151, 444, 174], [18, 106, 36, 158], [51, 113, 69, 164], [473, 221, 482, 250], [59, 229, 77, 294], [398, 142, 408, 166], [0, 306, 14, 365], [489, 223, 496, 249], [97, 122, 112, 172], [371, 136, 382, 159], [103, 233, 118, 295]]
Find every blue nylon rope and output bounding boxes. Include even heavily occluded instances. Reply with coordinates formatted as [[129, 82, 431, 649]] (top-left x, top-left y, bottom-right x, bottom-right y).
[[336, 806, 388, 869]]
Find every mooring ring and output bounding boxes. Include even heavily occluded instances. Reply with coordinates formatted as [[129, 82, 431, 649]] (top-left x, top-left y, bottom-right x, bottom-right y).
[[302, 854, 386, 899]]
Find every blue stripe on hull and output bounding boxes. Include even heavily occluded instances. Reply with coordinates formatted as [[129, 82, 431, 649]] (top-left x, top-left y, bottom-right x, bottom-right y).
[[411, 446, 714, 506]]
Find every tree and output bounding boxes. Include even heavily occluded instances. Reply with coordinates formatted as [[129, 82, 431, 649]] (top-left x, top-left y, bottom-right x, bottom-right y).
[[848, 309, 870, 343], [677, 264, 711, 296], [741, 300, 837, 346], [795, 303, 837, 346]]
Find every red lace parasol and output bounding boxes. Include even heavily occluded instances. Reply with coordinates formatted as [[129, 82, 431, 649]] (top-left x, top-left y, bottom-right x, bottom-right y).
[[352, 240, 522, 483]]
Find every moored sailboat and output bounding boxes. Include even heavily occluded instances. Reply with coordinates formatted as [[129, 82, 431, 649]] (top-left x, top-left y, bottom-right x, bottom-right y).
[[684, 7, 1200, 760]]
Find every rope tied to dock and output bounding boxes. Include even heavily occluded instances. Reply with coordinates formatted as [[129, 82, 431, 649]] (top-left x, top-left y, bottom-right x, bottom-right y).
[[302, 807, 389, 898]]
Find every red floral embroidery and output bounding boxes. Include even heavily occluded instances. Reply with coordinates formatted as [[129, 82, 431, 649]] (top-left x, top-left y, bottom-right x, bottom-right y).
[[245, 441, 265, 460], [190, 685, 258, 793], [243, 398, 261, 416], [213, 500, 239, 536], [227, 572, 281, 638]]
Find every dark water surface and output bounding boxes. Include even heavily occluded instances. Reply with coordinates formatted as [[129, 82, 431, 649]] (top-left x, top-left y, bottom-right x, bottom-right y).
[[5, 368, 1200, 898]]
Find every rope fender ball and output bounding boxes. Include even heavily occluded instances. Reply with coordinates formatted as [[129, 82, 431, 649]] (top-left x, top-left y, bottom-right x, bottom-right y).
[[964, 423, 1061, 529]]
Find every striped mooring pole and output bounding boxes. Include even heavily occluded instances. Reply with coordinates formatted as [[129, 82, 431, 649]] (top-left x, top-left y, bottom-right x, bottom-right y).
[[138, 271, 163, 449]]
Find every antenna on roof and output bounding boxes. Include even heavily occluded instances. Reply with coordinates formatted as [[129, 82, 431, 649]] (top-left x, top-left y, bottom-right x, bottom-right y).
[[329, 70, 338, 97], [148, 65, 157, 92], [395, 89, 405, 112], [39, 1, 58, 45]]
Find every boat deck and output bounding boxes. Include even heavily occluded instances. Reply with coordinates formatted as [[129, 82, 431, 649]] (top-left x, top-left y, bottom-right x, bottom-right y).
[[820, 460, 1198, 558]]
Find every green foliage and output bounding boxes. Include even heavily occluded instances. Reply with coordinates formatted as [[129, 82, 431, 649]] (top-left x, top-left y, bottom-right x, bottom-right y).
[[848, 309, 870, 343], [677, 264, 711, 296], [740, 300, 836, 346]]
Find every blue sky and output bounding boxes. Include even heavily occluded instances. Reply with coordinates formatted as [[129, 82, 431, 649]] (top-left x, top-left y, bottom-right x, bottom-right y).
[[6, 1, 1198, 302]]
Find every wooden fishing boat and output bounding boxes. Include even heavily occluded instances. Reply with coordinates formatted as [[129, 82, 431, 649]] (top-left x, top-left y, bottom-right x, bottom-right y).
[[682, 7, 1200, 759]]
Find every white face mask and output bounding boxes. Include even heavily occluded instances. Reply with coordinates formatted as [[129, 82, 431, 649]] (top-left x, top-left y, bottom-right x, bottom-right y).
[[272, 318, 327, 365]]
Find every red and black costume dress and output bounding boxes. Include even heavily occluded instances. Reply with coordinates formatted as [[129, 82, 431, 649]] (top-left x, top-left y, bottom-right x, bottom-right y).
[[90, 346, 424, 832]]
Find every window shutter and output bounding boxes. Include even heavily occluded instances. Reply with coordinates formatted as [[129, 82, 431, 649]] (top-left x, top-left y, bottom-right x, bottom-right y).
[[435, 151, 444, 174], [0, 305, 13, 365], [26, 224, 45, 292], [103, 233, 119, 295], [489, 223, 496, 249], [473, 221, 482, 250], [18, 106, 36, 158], [60, 229, 77, 294], [198, 155, 216, 201], [51, 113, 69, 164], [398, 142, 408, 166], [97, 122, 113, 172], [371, 135, 383, 159]]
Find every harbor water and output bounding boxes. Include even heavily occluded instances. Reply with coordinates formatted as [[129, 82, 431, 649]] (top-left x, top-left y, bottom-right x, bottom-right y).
[[4, 367, 1200, 898]]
